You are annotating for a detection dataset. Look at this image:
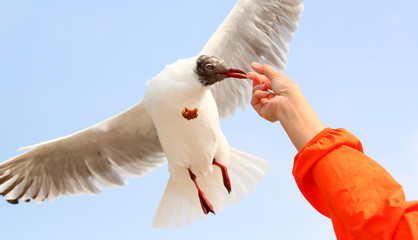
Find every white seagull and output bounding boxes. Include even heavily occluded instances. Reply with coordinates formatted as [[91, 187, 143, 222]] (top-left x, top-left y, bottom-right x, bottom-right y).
[[0, 0, 304, 228]]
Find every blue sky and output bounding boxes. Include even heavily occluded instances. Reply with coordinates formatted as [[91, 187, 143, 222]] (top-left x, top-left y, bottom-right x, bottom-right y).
[[1, 0, 417, 239]]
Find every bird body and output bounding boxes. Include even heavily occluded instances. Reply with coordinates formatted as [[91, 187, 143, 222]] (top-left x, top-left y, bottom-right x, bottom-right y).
[[144, 57, 267, 228]]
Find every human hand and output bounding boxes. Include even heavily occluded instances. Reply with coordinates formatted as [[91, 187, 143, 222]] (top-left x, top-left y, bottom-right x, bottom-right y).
[[247, 62, 300, 122], [247, 62, 325, 150]]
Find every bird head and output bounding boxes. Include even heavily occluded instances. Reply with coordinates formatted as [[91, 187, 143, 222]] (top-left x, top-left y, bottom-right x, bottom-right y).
[[195, 55, 247, 86]]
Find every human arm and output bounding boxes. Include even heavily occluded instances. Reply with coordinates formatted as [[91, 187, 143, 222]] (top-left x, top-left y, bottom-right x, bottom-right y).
[[247, 63, 418, 239]]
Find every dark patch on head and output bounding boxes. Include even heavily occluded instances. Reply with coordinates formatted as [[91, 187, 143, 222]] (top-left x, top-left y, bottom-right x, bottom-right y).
[[195, 55, 230, 86]]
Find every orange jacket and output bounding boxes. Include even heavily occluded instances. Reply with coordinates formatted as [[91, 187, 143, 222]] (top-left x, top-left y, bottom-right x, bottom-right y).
[[293, 128, 418, 239]]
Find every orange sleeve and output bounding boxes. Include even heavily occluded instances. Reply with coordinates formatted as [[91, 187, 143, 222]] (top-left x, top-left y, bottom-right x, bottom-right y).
[[292, 128, 418, 240]]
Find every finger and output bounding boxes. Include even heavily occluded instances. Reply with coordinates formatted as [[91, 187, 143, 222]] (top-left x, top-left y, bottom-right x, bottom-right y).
[[251, 62, 283, 82], [252, 90, 275, 109], [253, 90, 271, 100], [254, 90, 275, 102], [251, 89, 268, 107], [252, 83, 268, 94], [250, 92, 262, 112], [251, 62, 264, 75], [247, 72, 263, 86], [251, 93, 261, 107], [248, 73, 272, 91]]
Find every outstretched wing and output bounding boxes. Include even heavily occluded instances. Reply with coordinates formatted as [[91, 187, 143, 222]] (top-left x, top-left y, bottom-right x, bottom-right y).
[[0, 101, 165, 204], [200, 0, 304, 119]]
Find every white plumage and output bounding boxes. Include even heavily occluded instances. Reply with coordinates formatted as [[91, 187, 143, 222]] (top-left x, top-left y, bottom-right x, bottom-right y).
[[0, 0, 304, 228]]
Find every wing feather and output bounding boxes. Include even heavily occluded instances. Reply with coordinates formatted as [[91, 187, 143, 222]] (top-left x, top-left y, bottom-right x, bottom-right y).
[[200, 0, 304, 119], [0, 101, 165, 204]]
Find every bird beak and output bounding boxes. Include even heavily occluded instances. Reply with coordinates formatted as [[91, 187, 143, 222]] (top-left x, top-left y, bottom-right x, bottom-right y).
[[217, 68, 247, 79]]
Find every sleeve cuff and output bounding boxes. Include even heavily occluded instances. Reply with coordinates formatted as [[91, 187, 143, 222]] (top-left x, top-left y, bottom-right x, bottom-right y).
[[293, 128, 364, 181], [292, 128, 364, 216]]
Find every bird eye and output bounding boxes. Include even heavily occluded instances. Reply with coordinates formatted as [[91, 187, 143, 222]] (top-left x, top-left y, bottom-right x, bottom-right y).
[[205, 64, 214, 71]]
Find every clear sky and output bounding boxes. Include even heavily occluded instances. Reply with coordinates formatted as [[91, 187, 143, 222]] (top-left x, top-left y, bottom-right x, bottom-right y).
[[1, 1, 417, 239]]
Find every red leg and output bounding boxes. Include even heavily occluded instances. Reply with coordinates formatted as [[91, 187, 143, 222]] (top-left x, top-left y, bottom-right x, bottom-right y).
[[213, 159, 232, 194], [188, 168, 215, 215]]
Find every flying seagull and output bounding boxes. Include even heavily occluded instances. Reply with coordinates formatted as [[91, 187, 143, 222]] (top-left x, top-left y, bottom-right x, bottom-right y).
[[0, 0, 304, 228]]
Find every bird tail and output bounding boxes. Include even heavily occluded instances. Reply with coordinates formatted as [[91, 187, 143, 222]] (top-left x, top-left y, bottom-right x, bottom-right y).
[[152, 147, 269, 229]]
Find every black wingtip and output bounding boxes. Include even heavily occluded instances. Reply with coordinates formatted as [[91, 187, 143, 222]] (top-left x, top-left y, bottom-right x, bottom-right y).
[[7, 199, 19, 204]]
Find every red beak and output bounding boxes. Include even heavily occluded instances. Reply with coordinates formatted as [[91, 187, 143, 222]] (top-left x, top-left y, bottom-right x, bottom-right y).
[[217, 68, 247, 79]]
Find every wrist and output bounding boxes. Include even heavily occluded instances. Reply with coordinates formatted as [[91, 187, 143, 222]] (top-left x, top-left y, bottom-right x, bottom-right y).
[[277, 91, 325, 151]]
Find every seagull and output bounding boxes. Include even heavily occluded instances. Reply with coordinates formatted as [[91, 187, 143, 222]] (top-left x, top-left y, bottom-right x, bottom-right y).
[[0, 0, 304, 228]]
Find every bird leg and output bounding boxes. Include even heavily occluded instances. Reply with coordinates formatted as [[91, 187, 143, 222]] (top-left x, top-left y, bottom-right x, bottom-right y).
[[188, 168, 215, 215], [213, 159, 231, 194]]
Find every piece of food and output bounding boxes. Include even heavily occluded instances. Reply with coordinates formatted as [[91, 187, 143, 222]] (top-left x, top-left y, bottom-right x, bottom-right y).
[[182, 107, 199, 120]]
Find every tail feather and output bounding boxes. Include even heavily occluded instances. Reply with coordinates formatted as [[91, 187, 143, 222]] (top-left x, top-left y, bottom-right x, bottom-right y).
[[152, 176, 205, 229], [227, 147, 269, 203], [152, 147, 269, 229]]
